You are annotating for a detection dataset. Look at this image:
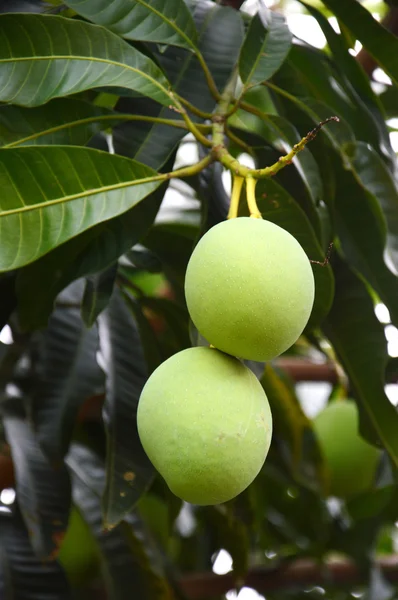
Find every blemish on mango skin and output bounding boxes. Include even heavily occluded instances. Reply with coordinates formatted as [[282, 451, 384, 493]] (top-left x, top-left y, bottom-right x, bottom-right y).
[[123, 471, 135, 482]]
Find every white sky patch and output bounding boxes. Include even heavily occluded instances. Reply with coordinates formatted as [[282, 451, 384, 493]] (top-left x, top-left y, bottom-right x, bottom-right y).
[[222, 169, 232, 197], [212, 549, 233, 575], [328, 17, 340, 33], [386, 385, 398, 407], [0, 325, 13, 345], [286, 14, 326, 49], [227, 588, 265, 600], [0, 489, 15, 506], [373, 68, 392, 86], [389, 132, 398, 153], [296, 382, 332, 419], [375, 303, 391, 324]]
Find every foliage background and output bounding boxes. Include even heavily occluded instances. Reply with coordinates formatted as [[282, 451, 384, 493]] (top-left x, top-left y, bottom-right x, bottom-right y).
[[1, 0, 398, 598]]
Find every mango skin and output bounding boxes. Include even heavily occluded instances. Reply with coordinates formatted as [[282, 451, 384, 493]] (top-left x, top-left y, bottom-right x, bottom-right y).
[[184, 217, 315, 362], [313, 400, 381, 499], [137, 346, 272, 505]]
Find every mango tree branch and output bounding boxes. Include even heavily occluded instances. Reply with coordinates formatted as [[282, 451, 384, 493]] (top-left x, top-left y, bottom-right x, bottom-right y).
[[178, 556, 398, 598]]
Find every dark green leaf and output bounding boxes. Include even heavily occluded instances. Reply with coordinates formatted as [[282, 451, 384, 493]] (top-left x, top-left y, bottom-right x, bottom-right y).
[[332, 153, 398, 326], [64, 0, 198, 50], [300, 1, 394, 164], [320, 0, 398, 85], [251, 179, 334, 328], [342, 141, 398, 276], [2, 401, 72, 558], [323, 256, 398, 466], [82, 264, 118, 328], [0, 14, 173, 107], [0, 99, 119, 148], [124, 296, 164, 374], [0, 508, 70, 599], [15, 174, 166, 331], [34, 282, 103, 462], [239, 11, 292, 88], [98, 288, 154, 527], [114, 3, 243, 169], [0, 146, 162, 272], [67, 443, 172, 600]]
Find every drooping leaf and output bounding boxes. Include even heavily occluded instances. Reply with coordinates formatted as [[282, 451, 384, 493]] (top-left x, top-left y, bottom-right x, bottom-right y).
[[0, 508, 70, 599], [300, 0, 394, 164], [0, 14, 173, 107], [0, 146, 162, 272], [239, 10, 292, 88], [114, 3, 244, 169], [15, 163, 169, 331], [0, 99, 119, 148], [82, 263, 119, 328], [332, 153, 398, 326], [320, 0, 398, 86], [323, 255, 398, 466], [33, 281, 103, 462], [1, 400, 72, 558], [64, 0, 198, 50], [67, 443, 172, 600], [342, 141, 398, 276], [98, 288, 154, 527]]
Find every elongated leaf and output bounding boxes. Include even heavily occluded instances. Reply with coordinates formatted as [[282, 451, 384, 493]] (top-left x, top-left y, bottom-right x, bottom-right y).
[[0, 14, 172, 108], [34, 283, 103, 462], [323, 256, 398, 465], [343, 141, 398, 275], [15, 165, 168, 331], [2, 401, 71, 558], [300, 1, 394, 164], [0, 99, 121, 148], [98, 288, 154, 527], [332, 153, 398, 326], [0, 146, 162, 272], [82, 263, 118, 327], [0, 508, 70, 599], [64, 0, 198, 50], [320, 0, 398, 86], [114, 3, 244, 169], [239, 10, 292, 88], [67, 443, 171, 600], [0, 273, 16, 330], [249, 179, 334, 328]]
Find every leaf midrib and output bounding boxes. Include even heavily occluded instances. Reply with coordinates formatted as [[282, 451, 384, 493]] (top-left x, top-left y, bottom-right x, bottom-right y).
[[0, 56, 173, 103], [0, 171, 163, 218], [133, 0, 197, 51]]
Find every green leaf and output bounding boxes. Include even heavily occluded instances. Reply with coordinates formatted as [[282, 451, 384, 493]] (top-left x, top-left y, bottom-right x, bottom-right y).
[[64, 0, 198, 50], [323, 255, 398, 466], [67, 443, 172, 600], [251, 179, 334, 328], [2, 401, 72, 559], [332, 153, 398, 326], [114, 4, 244, 169], [0, 146, 162, 272], [0, 273, 16, 330], [34, 281, 103, 461], [320, 0, 398, 86], [0, 14, 172, 107], [82, 263, 118, 327], [0, 508, 70, 599], [299, 1, 394, 164], [239, 11, 292, 88], [98, 288, 154, 527], [0, 99, 119, 148], [342, 141, 398, 275]]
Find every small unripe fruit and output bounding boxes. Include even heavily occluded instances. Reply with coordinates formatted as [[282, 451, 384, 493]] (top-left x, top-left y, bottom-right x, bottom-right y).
[[137, 346, 272, 505], [184, 217, 315, 362], [313, 400, 381, 499]]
